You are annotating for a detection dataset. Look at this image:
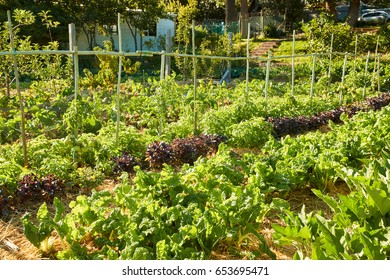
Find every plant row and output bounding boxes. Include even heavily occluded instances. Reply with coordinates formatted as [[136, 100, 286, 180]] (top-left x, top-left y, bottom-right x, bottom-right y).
[[268, 92, 390, 137], [1, 92, 390, 216], [20, 106, 390, 259]]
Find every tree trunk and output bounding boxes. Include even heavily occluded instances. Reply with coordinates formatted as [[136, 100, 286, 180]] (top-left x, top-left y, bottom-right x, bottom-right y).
[[83, 25, 97, 50], [225, 0, 237, 32], [240, 0, 249, 38], [126, 19, 138, 52], [325, 0, 338, 21], [348, 0, 360, 26]]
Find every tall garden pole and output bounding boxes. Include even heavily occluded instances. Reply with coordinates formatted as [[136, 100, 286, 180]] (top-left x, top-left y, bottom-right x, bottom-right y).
[[373, 36, 379, 91], [353, 34, 358, 73], [310, 53, 317, 98], [264, 51, 271, 99], [377, 53, 381, 92], [341, 52, 348, 86], [165, 29, 172, 78], [328, 33, 334, 82], [69, 23, 79, 141], [160, 51, 166, 80], [291, 30, 296, 96], [363, 51, 370, 98], [192, 20, 197, 135], [115, 13, 123, 143], [245, 22, 251, 95], [228, 32, 233, 83], [340, 52, 348, 104], [7, 10, 28, 167]]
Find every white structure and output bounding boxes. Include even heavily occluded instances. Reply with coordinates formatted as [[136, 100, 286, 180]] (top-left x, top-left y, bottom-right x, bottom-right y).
[[77, 15, 176, 52]]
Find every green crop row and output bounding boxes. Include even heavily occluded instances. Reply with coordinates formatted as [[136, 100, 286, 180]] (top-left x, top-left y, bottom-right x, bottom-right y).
[[20, 106, 390, 259]]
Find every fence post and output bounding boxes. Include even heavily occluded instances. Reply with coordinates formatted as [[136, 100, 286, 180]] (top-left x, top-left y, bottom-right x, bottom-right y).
[[363, 51, 370, 98], [228, 32, 233, 83], [291, 30, 296, 96], [69, 23, 76, 80], [264, 51, 271, 99], [340, 52, 348, 105], [69, 23, 79, 142], [373, 36, 379, 92], [354, 34, 358, 73], [246, 22, 250, 95], [160, 51, 166, 81], [310, 53, 317, 98], [165, 29, 172, 78], [328, 33, 334, 82], [7, 10, 28, 167], [341, 52, 348, 86], [192, 20, 197, 135], [115, 13, 123, 143], [377, 53, 381, 92]]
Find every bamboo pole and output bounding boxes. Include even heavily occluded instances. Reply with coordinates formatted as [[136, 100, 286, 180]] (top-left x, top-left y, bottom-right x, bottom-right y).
[[115, 13, 123, 143], [165, 29, 172, 77], [0, 50, 368, 61], [73, 47, 79, 140], [7, 10, 28, 167], [228, 32, 233, 82], [373, 36, 379, 91], [264, 51, 271, 99], [353, 34, 358, 73], [363, 51, 370, 98], [291, 30, 296, 96], [160, 51, 165, 81], [246, 22, 251, 95], [192, 20, 197, 135], [310, 53, 317, 98], [341, 52, 348, 86], [328, 33, 334, 82], [377, 53, 381, 92]]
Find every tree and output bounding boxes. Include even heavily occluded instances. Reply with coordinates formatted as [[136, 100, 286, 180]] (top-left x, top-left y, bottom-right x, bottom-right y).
[[306, 0, 388, 26], [225, 0, 237, 30], [347, 0, 360, 26], [260, 0, 305, 24], [196, 0, 225, 20], [240, 0, 249, 38], [119, 0, 166, 52]]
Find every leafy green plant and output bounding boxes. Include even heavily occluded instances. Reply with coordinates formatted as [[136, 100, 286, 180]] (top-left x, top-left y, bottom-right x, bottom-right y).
[[230, 117, 273, 148], [272, 146, 390, 260], [81, 41, 141, 89]]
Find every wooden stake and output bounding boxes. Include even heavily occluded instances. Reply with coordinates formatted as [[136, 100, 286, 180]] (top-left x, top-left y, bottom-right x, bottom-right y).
[[310, 53, 317, 98], [246, 22, 250, 95], [192, 20, 197, 135], [291, 30, 296, 96], [116, 13, 122, 143], [264, 51, 271, 99], [7, 10, 28, 167]]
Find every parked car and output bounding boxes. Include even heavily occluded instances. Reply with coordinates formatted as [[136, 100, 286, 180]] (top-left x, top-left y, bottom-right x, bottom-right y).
[[357, 11, 390, 25]]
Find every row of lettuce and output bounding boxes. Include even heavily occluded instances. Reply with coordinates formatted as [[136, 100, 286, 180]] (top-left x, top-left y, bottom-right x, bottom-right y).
[[1, 53, 390, 147], [1, 83, 389, 208], [19, 105, 390, 259]]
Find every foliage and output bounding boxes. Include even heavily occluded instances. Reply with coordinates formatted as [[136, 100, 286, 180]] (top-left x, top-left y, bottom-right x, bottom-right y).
[[302, 13, 355, 53], [273, 151, 390, 259], [22, 145, 275, 259], [146, 134, 227, 168], [81, 41, 141, 89], [302, 14, 390, 54], [230, 117, 273, 147], [119, 0, 167, 52]]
